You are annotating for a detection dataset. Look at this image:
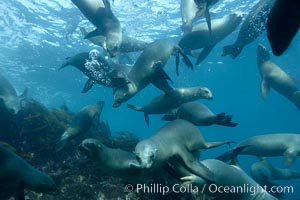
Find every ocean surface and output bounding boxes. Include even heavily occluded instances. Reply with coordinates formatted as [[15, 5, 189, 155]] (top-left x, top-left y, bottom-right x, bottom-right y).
[[0, 0, 300, 199]]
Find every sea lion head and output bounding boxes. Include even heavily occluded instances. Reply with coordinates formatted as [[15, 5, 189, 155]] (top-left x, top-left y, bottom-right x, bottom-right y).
[[134, 140, 158, 169], [113, 82, 136, 108], [106, 28, 122, 57], [257, 44, 270, 64], [2, 96, 20, 114], [78, 138, 104, 160], [195, 87, 213, 99]]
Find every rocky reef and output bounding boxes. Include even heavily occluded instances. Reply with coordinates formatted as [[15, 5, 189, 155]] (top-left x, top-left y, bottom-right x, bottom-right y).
[[1, 99, 210, 200]]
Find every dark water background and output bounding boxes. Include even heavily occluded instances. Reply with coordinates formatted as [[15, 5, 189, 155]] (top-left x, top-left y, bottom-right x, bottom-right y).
[[0, 0, 299, 199]]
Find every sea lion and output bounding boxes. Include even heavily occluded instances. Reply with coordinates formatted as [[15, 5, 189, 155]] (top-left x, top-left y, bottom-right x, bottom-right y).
[[59, 50, 130, 93], [162, 101, 238, 127], [134, 119, 232, 182], [257, 44, 300, 111], [80, 27, 148, 53], [113, 39, 193, 108], [127, 86, 213, 126], [78, 138, 150, 183], [181, 0, 218, 34], [0, 145, 57, 200], [216, 133, 300, 166], [56, 101, 104, 151], [71, 0, 122, 57], [267, 0, 300, 56], [250, 157, 300, 191], [0, 73, 27, 115], [222, 0, 276, 59], [178, 12, 242, 65], [179, 159, 278, 200]]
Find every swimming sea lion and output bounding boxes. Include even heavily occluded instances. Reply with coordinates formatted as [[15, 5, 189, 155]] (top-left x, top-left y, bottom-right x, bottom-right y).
[[80, 27, 148, 53], [134, 119, 233, 182], [59, 51, 130, 93], [250, 157, 300, 191], [216, 133, 300, 166], [71, 0, 122, 57], [56, 101, 104, 151], [127, 86, 213, 126], [0, 73, 27, 115], [113, 39, 193, 108], [78, 138, 150, 183], [257, 44, 300, 111], [179, 159, 278, 200], [0, 145, 57, 200], [267, 0, 300, 56], [162, 101, 238, 127], [222, 0, 275, 59], [181, 0, 218, 34], [178, 12, 242, 65]]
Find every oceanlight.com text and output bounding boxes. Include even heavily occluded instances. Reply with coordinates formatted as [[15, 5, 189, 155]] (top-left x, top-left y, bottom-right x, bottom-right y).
[[123, 183, 294, 196]]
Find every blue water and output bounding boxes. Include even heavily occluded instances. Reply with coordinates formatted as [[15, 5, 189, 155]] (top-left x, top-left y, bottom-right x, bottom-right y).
[[0, 0, 299, 199]]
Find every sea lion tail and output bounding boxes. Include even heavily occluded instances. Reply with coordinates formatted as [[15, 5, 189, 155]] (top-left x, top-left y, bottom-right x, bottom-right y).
[[215, 112, 239, 127], [293, 91, 300, 111], [222, 44, 242, 59]]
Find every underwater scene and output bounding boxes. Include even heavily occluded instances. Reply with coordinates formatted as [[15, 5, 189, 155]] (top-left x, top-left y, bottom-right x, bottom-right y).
[[0, 0, 300, 199]]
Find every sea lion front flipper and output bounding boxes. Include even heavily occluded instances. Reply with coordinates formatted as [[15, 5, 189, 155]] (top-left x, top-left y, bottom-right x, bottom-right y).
[[283, 148, 297, 166], [178, 48, 194, 70], [205, 140, 235, 149], [180, 175, 207, 185], [151, 69, 174, 93], [195, 44, 215, 65], [128, 161, 142, 169], [204, 8, 212, 35], [18, 88, 28, 109], [84, 28, 104, 39], [81, 79, 94, 93], [144, 113, 150, 127], [178, 149, 215, 182], [261, 78, 270, 99]]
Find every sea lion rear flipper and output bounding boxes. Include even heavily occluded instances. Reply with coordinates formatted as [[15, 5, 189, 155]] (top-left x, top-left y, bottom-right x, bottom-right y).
[[15, 181, 25, 200], [84, 29, 104, 39], [215, 112, 238, 127], [261, 78, 270, 99], [222, 44, 242, 59], [195, 44, 215, 66], [81, 79, 94, 93]]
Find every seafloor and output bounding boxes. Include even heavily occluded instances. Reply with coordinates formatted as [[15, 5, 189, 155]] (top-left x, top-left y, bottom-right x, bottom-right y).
[[1, 100, 211, 200]]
